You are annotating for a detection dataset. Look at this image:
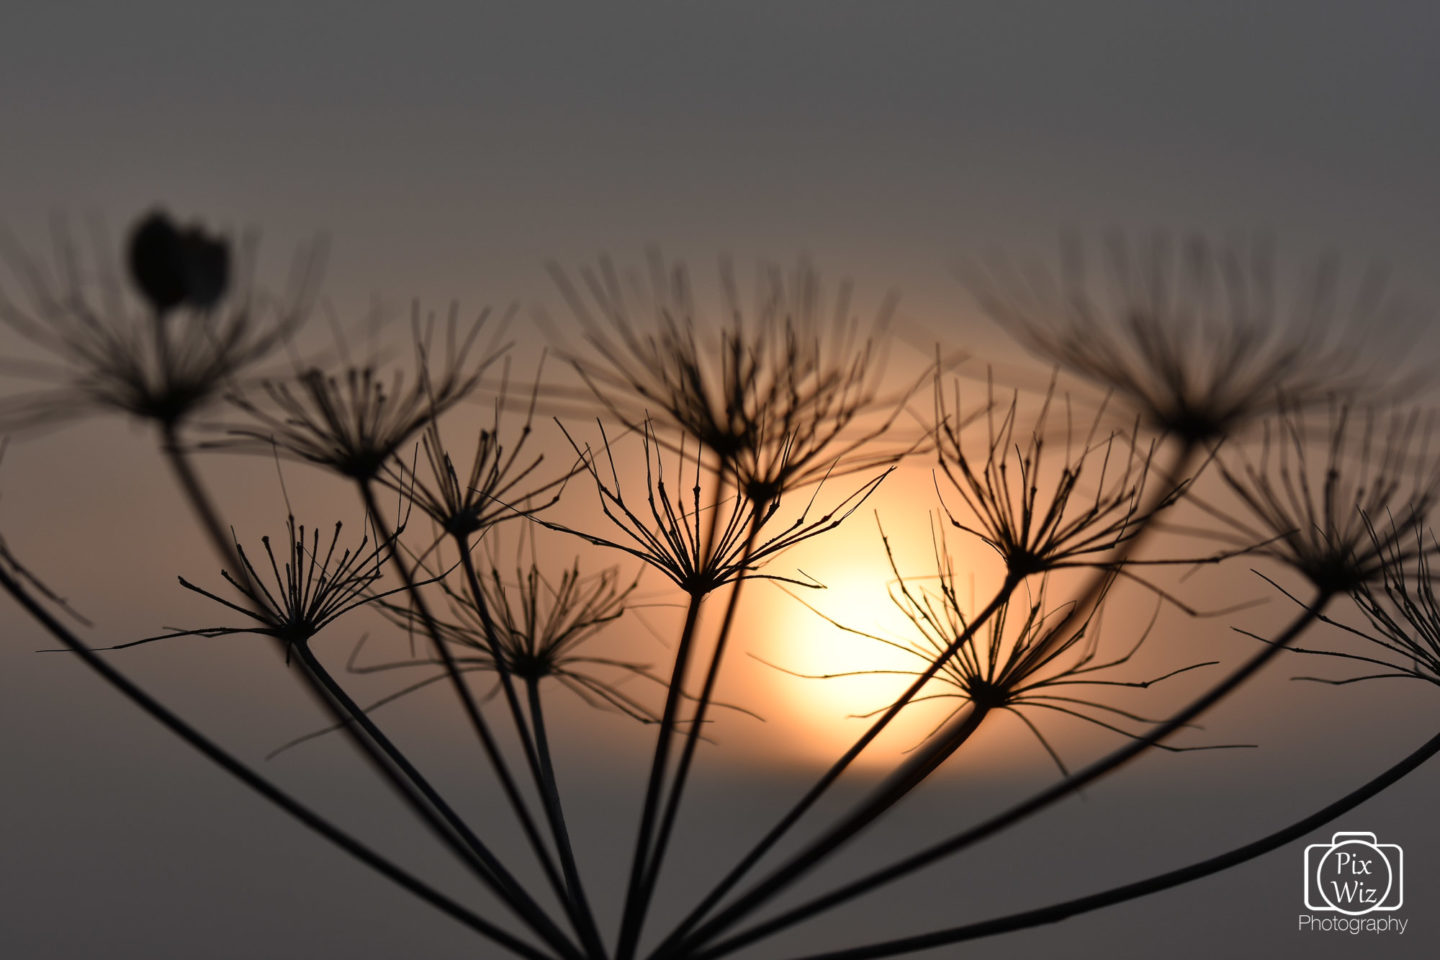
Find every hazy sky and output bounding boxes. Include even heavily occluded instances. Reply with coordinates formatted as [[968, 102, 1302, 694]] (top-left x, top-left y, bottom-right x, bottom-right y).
[[3, 3, 1439, 959]]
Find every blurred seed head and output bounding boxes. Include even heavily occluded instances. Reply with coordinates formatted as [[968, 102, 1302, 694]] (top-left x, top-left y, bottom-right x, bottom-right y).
[[222, 304, 504, 480], [0, 210, 320, 429], [963, 233, 1413, 444], [1196, 398, 1440, 596], [547, 252, 918, 501], [1280, 521, 1440, 689], [128, 211, 230, 315]]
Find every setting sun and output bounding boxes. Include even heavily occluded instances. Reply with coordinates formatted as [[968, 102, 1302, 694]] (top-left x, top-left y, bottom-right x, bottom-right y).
[[738, 486, 992, 769], [757, 582, 950, 767]]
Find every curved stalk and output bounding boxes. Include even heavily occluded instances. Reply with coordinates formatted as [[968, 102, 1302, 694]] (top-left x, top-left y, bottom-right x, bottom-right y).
[[669, 703, 993, 960], [792, 723, 1440, 960], [0, 561, 550, 960], [525, 675, 600, 959], [615, 483, 728, 960], [453, 540, 570, 897], [159, 428, 580, 959], [615, 588, 707, 960], [691, 589, 1332, 960], [630, 512, 766, 955], [362, 479, 605, 959], [657, 431, 1202, 959], [652, 578, 1016, 960]]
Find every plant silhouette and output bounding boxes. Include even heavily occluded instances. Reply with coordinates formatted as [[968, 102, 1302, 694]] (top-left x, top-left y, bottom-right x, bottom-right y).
[[4, 217, 1439, 960]]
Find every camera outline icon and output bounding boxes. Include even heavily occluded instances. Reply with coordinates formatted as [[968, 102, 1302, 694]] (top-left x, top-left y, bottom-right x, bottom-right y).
[[1303, 831, 1403, 915]]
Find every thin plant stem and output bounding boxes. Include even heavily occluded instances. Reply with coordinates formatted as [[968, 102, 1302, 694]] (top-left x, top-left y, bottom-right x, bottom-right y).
[[659, 424, 1201, 959], [668, 703, 994, 960], [616, 483, 727, 960], [632, 510, 767, 953], [616, 587, 707, 960], [525, 675, 600, 960], [0, 562, 551, 960], [1005, 440, 1202, 689], [455, 537, 543, 776], [159, 423, 257, 591], [159, 427, 580, 958], [653, 573, 1019, 960], [288, 641, 580, 954], [791, 723, 1440, 960], [691, 590, 1333, 960], [452, 532, 593, 938], [360, 478, 605, 959], [149, 306, 173, 414]]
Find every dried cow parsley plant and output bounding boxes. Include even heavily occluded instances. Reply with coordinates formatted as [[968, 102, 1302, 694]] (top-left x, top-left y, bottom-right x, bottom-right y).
[[549, 418, 887, 598], [935, 372, 1184, 580], [383, 356, 570, 542], [787, 531, 1223, 776], [963, 234, 1405, 444], [223, 304, 505, 481], [547, 253, 919, 503], [1287, 521, 1440, 688], [106, 514, 406, 656], [1193, 399, 1440, 598], [370, 538, 659, 722], [0, 211, 320, 429]]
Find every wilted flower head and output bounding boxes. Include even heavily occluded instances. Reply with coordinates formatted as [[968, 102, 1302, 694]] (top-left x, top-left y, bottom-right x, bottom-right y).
[[224, 304, 504, 480], [111, 514, 406, 655], [785, 525, 1220, 773], [547, 252, 916, 503], [935, 372, 1183, 579], [379, 538, 659, 721], [549, 418, 887, 597], [1286, 521, 1440, 688], [1195, 399, 1440, 596], [384, 356, 569, 541], [0, 210, 319, 428], [963, 234, 1404, 443]]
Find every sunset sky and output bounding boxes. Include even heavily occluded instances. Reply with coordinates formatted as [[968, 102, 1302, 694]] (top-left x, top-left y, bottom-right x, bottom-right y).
[[3, 3, 1440, 958]]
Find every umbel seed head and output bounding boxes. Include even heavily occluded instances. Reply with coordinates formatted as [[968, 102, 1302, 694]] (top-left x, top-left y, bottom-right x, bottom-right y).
[[127, 210, 229, 315]]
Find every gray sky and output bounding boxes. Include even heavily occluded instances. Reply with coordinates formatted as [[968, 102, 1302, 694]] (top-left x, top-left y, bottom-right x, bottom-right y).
[[3, 3, 1439, 958]]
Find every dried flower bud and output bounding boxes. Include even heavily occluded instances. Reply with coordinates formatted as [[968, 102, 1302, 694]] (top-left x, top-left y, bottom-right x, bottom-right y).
[[127, 210, 230, 315]]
